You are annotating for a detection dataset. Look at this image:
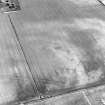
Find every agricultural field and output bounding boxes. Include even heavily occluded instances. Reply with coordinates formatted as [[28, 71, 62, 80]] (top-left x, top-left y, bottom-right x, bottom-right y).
[[1, 0, 105, 105]]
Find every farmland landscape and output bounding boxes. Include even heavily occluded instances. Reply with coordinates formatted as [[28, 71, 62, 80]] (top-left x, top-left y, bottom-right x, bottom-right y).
[[1, 0, 105, 105]]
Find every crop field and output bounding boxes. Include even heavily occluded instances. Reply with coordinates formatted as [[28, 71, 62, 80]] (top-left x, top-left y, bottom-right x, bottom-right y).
[[1, 0, 105, 105]]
